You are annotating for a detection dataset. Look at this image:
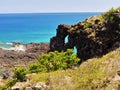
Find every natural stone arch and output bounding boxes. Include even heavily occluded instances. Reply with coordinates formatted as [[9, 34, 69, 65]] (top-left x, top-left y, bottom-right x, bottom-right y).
[[50, 24, 70, 52]]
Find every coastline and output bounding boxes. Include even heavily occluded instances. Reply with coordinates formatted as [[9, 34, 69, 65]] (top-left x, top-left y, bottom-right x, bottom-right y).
[[0, 42, 49, 51], [0, 42, 50, 68]]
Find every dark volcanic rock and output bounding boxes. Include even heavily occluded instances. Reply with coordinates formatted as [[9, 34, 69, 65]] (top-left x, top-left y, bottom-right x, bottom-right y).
[[50, 24, 70, 51], [50, 12, 120, 61]]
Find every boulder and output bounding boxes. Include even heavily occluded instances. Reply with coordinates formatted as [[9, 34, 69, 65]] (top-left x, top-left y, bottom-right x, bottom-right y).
[[11, 82, 27, 90], [25, 87, 33, 90], [34, 82, 48, 90]]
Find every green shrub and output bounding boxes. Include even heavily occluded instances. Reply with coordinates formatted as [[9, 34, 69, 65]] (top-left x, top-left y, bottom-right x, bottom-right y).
[[0, 85, 6, 90], [102, 7, 120, 22], [28, 49, 80, 73], [6, 79, 17, 87], [12, 49, 79, 85], [27, 48, 120, 90], [13, 66, 27, 81], [70, 27, 75, 31], [84, 23, 91, 29], [83, 20, 92, 29], [28, 61, 47, 73], [103, 8, 115, 20]]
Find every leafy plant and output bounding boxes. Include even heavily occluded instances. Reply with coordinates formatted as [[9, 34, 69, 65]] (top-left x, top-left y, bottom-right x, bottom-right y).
[[0, 85, 6, 90], [83, 20, 92, 29], [6, 79, 18, 89], [13, 66, 27, 81], [103, 8, 114, 18], [29, 48, 120, 90], [102, 7, 116, 22], [28, 61, 47, 73], [28, 49, 80, 73]]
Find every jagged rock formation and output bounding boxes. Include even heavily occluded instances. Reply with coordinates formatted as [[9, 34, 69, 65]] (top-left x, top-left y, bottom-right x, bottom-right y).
[[50, 11, 120, 61], [50, 24, 70, 51]]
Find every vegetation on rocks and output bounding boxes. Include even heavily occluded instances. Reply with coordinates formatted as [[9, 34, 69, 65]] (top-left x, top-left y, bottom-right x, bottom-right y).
[[50, 7, 120, 60], [83, 7, 120, 30], [1, 48, 120, 90], [25, 48, 120, 90], [14, 49, 79, 80], [0, 49, 79, 89], [102, 7, 120, 21], [28, 49, 80, 73], [3, 48, 118, 90], [13, 67, 27, 82]]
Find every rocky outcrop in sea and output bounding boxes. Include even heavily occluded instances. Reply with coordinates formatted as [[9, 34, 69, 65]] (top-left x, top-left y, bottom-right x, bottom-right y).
[[50, 11, 120, 61]]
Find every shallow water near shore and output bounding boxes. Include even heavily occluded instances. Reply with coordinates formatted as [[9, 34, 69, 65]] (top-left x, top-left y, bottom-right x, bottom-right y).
[[0, 12, 102, 49]]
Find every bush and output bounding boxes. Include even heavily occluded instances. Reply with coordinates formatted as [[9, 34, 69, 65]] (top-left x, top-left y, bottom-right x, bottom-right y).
[[0, 85, 6, 90], [102, 7, 120, 22], [6, 79, 17, 87], [102, 8, 115, 20], [84, 22, 91, 29], [12, 49, 79, 85], [13, 66, 27, 81], [28, 62, 47, 73], [28, 49, 80, 73]]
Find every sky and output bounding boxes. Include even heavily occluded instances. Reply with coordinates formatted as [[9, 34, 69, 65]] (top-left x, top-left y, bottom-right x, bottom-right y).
[[0, 0, 120, 13]]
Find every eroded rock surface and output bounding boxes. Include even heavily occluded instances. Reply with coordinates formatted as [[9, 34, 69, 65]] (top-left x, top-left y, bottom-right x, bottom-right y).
[[50, 24, 70, 52], [50, 12, 120, 61]]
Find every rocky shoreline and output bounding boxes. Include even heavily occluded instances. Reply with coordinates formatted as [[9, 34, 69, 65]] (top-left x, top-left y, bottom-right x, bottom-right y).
[[0, 43, 49, 68]]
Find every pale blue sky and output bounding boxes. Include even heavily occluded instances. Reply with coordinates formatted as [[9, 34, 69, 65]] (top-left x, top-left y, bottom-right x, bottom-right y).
[[0, 0, 120, 13]]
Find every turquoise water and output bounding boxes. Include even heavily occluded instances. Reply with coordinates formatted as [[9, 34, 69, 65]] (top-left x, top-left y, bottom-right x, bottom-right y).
[[0, 13, 101, 48]]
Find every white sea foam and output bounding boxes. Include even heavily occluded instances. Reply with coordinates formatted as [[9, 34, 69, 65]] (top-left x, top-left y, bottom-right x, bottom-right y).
[[0, 42, 26, 52], [0, 42, 13, 45], [0, 42, 12, 49], [10, 45, 26, 52], [6, 42, 13, 45]]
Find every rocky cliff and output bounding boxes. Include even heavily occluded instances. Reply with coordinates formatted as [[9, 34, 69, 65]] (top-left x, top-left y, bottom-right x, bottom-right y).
[[50, 8, 120, 61]]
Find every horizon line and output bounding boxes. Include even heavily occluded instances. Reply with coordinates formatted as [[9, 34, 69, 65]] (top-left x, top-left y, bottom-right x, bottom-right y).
[[0, 11, 104, 14]]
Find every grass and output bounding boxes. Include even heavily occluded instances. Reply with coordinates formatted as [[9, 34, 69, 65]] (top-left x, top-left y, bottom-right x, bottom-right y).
[[27, 48, 120, 90], [1, 48, 120, 90]]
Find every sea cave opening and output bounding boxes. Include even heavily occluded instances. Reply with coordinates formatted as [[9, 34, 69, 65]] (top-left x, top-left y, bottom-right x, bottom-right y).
[[74, 46, 77, 54], [65, 35, 68, 43]]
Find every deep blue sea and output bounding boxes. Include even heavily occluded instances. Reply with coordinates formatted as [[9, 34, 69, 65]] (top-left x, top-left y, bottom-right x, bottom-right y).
[[0, 12, 101, 48]]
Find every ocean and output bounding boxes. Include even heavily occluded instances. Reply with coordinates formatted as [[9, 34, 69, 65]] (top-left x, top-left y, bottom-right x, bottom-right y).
[[0, 12, 101, 48]]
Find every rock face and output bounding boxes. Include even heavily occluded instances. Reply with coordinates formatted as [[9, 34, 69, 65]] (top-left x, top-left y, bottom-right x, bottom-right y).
[[50, 24, 70, 51], [50, 12, 120, 61]]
